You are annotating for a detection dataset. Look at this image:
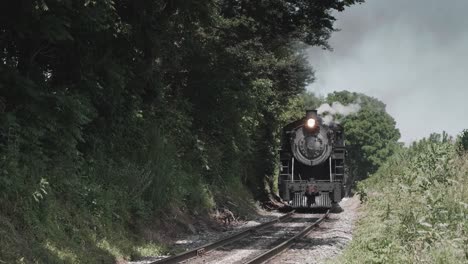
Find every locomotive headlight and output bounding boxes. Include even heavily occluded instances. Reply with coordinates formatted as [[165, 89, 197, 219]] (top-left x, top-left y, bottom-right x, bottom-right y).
[[306, 118, 316, 128]]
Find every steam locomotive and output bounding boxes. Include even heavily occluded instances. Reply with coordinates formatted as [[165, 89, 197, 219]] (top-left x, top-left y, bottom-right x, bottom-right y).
[[279, 110, 346, 208]]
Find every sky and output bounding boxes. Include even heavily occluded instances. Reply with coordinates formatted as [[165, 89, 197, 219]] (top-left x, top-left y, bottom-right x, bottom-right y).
[[306, 0, 468, 143]]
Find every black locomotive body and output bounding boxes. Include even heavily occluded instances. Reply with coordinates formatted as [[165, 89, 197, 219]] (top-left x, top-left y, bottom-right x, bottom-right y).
[[279, 110, 346, 208]]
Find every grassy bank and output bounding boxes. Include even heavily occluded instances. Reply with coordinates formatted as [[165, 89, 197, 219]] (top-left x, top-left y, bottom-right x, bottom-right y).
[[0, 172, 256, 264], [335, 134, 468, 263], [0, 129, 258, 263], [0, 181, 168, 263]]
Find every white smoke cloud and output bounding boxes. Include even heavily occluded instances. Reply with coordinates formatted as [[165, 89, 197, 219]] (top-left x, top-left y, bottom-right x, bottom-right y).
[[306, 0, 468, 143], [321, 114, 334, 125], [317, 102, 361, 125]]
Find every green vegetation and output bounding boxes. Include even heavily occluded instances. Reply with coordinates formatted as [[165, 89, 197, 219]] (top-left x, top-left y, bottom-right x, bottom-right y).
[[0, 0, 365, 263], [336, 132, 468, 263], [325, 91, 401, 192]]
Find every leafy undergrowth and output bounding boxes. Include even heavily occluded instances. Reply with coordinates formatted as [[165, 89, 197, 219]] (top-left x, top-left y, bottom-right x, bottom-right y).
[[335, 134, 468, 263], [0, 193, 169, 264], [0, 129, 258, 264], [0, 176, 256, 264]]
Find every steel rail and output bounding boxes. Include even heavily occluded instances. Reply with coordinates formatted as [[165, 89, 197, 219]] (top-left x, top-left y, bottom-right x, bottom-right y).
[[244, 209, 330, 264], [150, 211, 295, 264]]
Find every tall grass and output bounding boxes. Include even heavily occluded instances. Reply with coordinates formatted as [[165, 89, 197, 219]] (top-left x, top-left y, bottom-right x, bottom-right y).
[[336, 134, 468, 263]]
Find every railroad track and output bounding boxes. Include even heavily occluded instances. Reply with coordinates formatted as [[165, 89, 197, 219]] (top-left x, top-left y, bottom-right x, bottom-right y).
[[151, 210, 329, 264]]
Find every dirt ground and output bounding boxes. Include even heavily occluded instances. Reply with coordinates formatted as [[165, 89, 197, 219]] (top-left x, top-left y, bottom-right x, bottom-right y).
[[129, 196, 361, 264], [128, 205, 284, 264]]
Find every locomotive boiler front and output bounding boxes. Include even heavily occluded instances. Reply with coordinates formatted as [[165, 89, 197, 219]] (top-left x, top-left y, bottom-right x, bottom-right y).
[[279, 109, 346, 208], [291, 110, 332, 166]]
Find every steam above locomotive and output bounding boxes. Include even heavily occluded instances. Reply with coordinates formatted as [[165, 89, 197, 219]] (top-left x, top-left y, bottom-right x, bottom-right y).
[[279, 110, 346, 208]]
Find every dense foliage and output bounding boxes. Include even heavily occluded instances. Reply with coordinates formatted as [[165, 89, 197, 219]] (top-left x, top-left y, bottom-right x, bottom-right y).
[[325, 91, 401, 189], [337, 133, 468, 263], [0, 0, 363, 262], [456, 129, 468, 154]]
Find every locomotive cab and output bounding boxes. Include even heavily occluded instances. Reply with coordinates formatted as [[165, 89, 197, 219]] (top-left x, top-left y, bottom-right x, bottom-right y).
[[279, 110, 346, 208]]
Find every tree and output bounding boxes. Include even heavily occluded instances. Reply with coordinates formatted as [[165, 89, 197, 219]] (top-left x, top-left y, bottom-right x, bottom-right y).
[[325, 91, 400, 189], [456, 129, 468, 154], [0, 1, 368, 260]]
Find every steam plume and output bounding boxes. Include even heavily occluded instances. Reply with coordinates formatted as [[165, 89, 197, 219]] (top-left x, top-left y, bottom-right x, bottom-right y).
[[317, 102, 361, 125]]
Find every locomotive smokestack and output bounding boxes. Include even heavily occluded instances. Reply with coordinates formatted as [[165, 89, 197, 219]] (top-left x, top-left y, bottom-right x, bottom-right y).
[[306, 109, 318, 119]]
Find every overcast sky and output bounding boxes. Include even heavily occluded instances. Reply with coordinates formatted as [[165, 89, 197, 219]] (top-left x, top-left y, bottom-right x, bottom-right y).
[[306, 0, 468, 143]]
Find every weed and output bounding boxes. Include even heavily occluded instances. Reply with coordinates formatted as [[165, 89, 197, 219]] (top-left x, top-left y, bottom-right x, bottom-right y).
[[335, 133, 468, 263]]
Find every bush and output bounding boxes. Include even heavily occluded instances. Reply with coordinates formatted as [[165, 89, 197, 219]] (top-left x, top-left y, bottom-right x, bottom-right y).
[[456, 129, 468, 154], [0, 127, 205, 263], [336, 133, 468, 264]]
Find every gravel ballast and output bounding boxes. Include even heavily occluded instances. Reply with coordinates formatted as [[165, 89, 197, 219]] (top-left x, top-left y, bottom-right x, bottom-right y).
[[129, 196, 360, 264], [269, 196, 361, 264]]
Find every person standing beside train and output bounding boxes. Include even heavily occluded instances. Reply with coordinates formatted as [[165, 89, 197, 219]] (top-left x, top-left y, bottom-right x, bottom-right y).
[[305, 185, 320, 207]]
